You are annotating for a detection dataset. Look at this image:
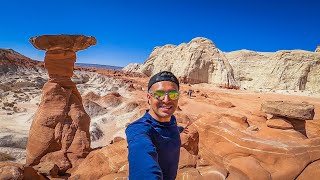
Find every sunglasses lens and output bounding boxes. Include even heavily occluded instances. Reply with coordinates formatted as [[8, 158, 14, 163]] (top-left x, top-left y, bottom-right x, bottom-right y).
[[168, 90, 179, 100], [153, 90, 166, 100]]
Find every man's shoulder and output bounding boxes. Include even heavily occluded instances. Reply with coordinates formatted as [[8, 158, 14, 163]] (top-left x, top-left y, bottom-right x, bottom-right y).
[[125, 115, 155, 138]]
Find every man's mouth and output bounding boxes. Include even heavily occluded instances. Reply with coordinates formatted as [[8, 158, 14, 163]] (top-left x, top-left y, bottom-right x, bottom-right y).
[[159, 105, 173, 110]]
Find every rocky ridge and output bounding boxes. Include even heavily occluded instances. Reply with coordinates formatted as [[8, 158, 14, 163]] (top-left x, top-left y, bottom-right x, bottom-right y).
[[126, 37, 239, 89], [124, 38, 320, 95], [0, 48, 45, 75], [226, 49, 320, 95]]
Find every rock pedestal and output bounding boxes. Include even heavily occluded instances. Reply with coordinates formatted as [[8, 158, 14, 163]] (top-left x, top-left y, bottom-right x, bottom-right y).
[[26, 35, 96, 173]]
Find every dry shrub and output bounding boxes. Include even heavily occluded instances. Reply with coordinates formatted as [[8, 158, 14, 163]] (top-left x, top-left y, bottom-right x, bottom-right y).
[[0, 152, 15, 161]]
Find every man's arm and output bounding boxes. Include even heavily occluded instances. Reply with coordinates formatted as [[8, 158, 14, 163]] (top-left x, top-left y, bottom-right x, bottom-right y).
[[126, 123, 163, 180]]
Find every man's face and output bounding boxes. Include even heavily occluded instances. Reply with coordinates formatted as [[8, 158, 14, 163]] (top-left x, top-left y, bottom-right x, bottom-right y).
[[147, 81, 179, 122]]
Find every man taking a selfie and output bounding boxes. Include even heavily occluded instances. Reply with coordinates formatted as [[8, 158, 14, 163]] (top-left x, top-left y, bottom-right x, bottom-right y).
[[126, 71, 181, 180]]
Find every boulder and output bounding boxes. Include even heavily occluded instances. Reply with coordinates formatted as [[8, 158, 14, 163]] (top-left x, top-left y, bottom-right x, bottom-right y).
[[0, 165, 23, 180], [69, 140, 128, 179], [261, 101, 315, 120], [33, 162, 59, 178], [0, 162, 44, 180]]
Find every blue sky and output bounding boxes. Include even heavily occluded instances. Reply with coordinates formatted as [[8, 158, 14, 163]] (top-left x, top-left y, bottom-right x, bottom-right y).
[[0, 0, 319, 67]]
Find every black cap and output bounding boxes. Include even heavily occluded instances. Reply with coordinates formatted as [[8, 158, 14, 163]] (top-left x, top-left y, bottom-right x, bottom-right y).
[[148, 71, 179, 90]]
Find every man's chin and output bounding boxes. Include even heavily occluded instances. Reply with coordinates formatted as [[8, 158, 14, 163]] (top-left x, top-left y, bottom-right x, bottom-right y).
[[158, 111, 174, 118], [159, 107, 175, 114]]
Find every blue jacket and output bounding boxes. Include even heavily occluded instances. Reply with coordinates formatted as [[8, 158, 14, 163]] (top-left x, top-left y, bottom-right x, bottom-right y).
[[125, 111, 181, 180]]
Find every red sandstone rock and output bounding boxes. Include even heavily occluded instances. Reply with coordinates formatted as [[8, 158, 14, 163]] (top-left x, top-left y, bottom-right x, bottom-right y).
[[178, 148, 198, 169], [219, 112, 249, 130], [175, 112, 193, 125], [266, 118, 294, 130], [0, 165, 23, 180], [26, 35, 95, 173], [26, 82, 91, 167], [99, 172, 127, 180], [227, 156, 271, 180], [305, 120, 320, 138], [33, 162, 59, 178], [82, 91, 101, 101], [197, 165, 228, 180], [0, 162, 45, 180], [214, 99, 235, 108], [193, 112, 320, 179], [39, 151, 71, 174], [69, 140, 128, 179], [99, 92, 123, 107], [113, 136, 125, 143], [296, 159, 320, 180], [177, 168, 202, 180], [180, 124, 199, 155], [29, 35, 96, 52]]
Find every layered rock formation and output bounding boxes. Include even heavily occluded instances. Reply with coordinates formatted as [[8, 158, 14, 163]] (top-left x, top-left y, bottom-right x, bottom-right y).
[[189, 102, 320, 179], [126, 37, 238, 89], [226, 50, 320, 94], [25, 35, 96, 173]]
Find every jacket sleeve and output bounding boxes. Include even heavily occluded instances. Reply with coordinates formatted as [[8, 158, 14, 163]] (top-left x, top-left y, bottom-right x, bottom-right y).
[[126, 123, 163, 180]]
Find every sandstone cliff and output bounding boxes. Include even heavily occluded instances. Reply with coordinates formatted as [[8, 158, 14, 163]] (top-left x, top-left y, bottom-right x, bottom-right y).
[[226, 50, 320, 94], [127, 37, 239, 89]]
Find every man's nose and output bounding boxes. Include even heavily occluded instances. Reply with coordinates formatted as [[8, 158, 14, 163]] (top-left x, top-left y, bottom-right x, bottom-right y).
[[162, 94, 170, 102]]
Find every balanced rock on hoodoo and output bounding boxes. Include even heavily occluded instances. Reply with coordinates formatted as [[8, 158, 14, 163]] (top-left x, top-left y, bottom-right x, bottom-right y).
[[261, 101, 315, 120], [26, 35, 96, 173]]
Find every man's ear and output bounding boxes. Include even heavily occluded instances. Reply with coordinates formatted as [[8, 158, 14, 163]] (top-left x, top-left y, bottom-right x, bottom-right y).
[[147, 93, 151, 105]]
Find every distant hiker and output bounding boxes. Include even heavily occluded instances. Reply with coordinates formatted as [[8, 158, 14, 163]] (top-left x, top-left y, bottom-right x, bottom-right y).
[[126, 71, 181, 180], [187, 89, 193, 97]]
